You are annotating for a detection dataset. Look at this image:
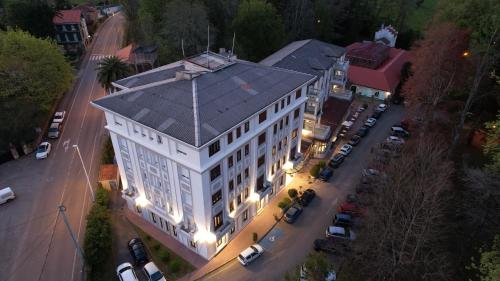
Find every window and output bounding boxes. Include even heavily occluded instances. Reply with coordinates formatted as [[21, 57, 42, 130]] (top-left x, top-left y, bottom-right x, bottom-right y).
[[229, 180, 234, 191], [280, 120, 283, 130], [245, 168, 249, 178], [151, 212, 157, 223], [230, 226, 235, 234], [229, 201, 234, 212], [294, 108, 300, 119], [257, 175, 264, 191], [157, 135, 163, 144], [190, 241, 197, 248], [285, 116, 289, 126], [258, 133, 266, 145], [244, 121, 250, 132], [281, 99, 285, 109], [295, 89, 302, 99], [283, 155, 286, 164], [274, 103, 279, 113], [237, 174, 242, 185], [259, 111, 267, 123], [292, 129, 298, 139], [272, 146, 276, 156], [228, 156, 233, 168], [172, 225, 177, 236], [287, 95, 291, 105], [236, 127, 241, 138], [284, 137, 288, 146], [257, 155, 265, 167], [243, 209, 248, 221], [216, 238, 223, 247], [245, 144, 249, 156], [227, 132, 233, 144], [273, 124, 277, 134], [277, 160, 281, 170], [237, 194, 242, 205], [210, 165, 221, 181], [237, 150, 241, 161], [271, 164, 275, 175], [209, 140, 220, 157], [213, 212, 223, 230], [278, 141, 282, 151], [244, 188, 249, 198], [212, 190, 222, 205]]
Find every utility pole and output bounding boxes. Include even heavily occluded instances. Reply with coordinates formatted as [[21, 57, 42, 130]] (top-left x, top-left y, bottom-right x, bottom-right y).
[[73, 144, 95, 202], [59, 205, 85, 260]]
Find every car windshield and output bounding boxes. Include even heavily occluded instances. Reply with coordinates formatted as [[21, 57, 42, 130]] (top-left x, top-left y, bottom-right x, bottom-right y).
[[118, 266, 131, 274], [150, 271, 164, 281], [287, 208, 297, 216], [37, 146, 46, 152], [250, 246, 259, 252], [48, 128, 58, 132]]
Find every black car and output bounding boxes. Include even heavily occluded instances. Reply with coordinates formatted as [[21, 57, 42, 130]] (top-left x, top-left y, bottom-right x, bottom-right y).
[[348, 135, 361, 146], [128, 238, 149, 265], [371, 110, 382, 119], [299, 189, 316, 206], [333, 213, 353, 227], [328, 153, 344, 168], [284, 204, 303, 223], [318, 167, 333, 181], [356, 126, 369, 137]]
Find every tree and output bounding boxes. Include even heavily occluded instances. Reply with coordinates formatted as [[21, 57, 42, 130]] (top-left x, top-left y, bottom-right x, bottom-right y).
[[5, 0, 57, 38], [0, 30, 73, 150], [309, 164, 320, 178], [288, 188, 298, 199], [281, 0, 315, 41], [96, 56, 132, 92], [469, 235, 500, 281], [284, 252, 335, 281], [203, 0, 240, 50], [402, 22, 470, 128], [232, 0, 285, 61], [484, 112, 500, 173]]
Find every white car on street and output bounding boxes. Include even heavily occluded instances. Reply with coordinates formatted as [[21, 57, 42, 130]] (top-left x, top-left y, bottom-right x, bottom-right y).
[[364, 118, 377, 127], [53, 111, 66, 123], [377, 104, 387, 112], [116, 262, 139, 281], [35, 142, 51, 159], [238, 244, 264, 266], [339, 144, 353, 156]]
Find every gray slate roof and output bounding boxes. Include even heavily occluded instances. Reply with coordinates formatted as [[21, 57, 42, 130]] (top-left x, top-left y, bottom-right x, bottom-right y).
[[93, 60, 314, 147], [260, 39, 346, 77], [114, 65, 184, 89]]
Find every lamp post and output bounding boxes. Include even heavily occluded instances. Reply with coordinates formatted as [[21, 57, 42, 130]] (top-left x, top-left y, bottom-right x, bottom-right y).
[[73, 144, 95, 202]]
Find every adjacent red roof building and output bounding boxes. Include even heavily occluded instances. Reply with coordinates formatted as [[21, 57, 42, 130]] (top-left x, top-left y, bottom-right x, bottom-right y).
[[346, 42, 410, 98], [53, 10, 82, 24]]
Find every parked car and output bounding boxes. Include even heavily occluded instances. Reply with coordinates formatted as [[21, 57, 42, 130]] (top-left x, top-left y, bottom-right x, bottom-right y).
[[333, 213, 353, 227], [337, 202, 364, 217], [35, 142, 51, 159], [143, 262, 166, 281], [128, 238, 149, 265], [0, 187, 15, 205], [325, 226, 356, 240], [47, 122, 61, 139], [299, 189, 316, 206], [393, 123, 409, 131], [362, 168, 380, 178], [386, 136, 405, 145], [318, 167, 333, 181], [356, 126, 370, 137], [116, 262, 139, 281], [348, 135, 361, 146], [300, 264, 337, 281], [391, 126, 410, 138], [364, 118, 377, 127], [371, 110, 382, 119], [53, 111, 66, 123], [328, 154, 344, 168], [238, 244, 264, 266], [377, 104, 387, 112], [284, 204, 303, 223], [313, 238, 351, 255], [357, 106, 365, 113], [339, 144, 353, 156]]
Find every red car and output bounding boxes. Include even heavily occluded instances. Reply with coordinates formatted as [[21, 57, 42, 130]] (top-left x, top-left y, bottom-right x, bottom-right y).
[[337, 202, 365, 217]]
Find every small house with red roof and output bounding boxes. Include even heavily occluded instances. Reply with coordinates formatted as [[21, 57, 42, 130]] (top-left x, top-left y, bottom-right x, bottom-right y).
[[53, 9, 90, 53], [346, 26, 409, 101]]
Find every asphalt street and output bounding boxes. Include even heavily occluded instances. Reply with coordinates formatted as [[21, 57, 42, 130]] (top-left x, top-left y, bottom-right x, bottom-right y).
[[199, 104, 405, 281], [0, 13, 125, 281]]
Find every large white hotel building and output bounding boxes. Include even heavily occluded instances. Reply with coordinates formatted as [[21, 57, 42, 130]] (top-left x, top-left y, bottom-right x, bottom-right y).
[[92, 52, 315, 259]]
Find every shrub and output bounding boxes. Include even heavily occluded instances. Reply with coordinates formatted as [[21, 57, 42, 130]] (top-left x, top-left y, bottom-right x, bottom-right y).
[[169, 258, 181, 273], [152, 243, 160, 251], [95, 187, 110, 207], [159, 249, 170, 263], [278, 197, 292, 210], [145, 235, 152, 242], [84, 204, 111, 278], [252, 232, 258, 242], [318, 161, 326, 169], [310, 164, 321, 178], [288, 188, 298, 199], [101, 136, 115, 164]]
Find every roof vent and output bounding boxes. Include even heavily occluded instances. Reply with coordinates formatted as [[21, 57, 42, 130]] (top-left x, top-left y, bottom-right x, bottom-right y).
[[175, 70, 200, 81]]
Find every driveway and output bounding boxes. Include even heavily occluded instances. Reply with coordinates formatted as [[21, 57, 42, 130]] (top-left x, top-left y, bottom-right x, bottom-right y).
[[197, 104, 405, 281]]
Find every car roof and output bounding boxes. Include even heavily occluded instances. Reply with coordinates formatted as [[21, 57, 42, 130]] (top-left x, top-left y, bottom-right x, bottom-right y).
[[328, 226, 346, 235], [336, 213, 352, 220], [240, 246, 257, 257], [49, 123, 59, 128], [143, 262, 159, 274]]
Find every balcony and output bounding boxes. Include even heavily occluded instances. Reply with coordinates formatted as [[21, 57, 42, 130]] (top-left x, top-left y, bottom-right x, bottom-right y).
[[256, 180, 272, 199], [307, 87, 321, 97], [302, 124, 331, 141], [330, 88, 353, 101], [215, 217, 235, 240]]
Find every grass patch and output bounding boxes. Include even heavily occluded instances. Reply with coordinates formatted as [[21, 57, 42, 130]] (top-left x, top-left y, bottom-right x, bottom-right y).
[[131, 226, 195, 280]]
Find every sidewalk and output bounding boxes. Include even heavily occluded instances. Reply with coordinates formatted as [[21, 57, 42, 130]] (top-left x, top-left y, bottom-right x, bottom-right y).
[[184, 159, 321, 281]]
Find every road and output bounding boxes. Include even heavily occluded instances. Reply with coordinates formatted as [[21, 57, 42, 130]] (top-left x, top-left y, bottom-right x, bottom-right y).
[[0, 13, 125, 281], [199, 104, 405, 281]]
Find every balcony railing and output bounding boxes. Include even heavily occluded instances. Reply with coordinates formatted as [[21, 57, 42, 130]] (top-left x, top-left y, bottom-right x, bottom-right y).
[[256, 180, 272, 199], [307, 87, 321, 97]]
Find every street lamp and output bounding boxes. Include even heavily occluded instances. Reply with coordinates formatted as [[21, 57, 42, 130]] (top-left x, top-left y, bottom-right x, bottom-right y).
[[73, 144, 95, 202]]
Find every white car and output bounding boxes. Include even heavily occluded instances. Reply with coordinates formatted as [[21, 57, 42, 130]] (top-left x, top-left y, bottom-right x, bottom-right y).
[[53, 111, 66, 123], [35, 142, 51, 159], [386, 136, 405, 145], [364, 118, 377, 127], [143, 262, 166, 281], [339, 144, 353, 156], [238, 244, 264, 266], [325, 226, 356, 240], [377, 104, 387, 112], [116, 262, 139, 281], [0, 187, 15, 205]]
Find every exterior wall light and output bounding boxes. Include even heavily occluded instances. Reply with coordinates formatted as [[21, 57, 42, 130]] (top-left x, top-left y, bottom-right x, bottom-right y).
[[193, 229, 216, 244], [135, 195, 149, 207]]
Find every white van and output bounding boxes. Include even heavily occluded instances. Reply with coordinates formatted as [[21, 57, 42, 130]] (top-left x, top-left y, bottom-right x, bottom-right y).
[[0, 187, 15, 205]]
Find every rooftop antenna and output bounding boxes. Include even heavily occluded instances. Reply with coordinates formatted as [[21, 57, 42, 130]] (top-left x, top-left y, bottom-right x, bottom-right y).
[[181, 39, 185, 57], [206, 25, 210, 68], [230, 32, 236, 59]]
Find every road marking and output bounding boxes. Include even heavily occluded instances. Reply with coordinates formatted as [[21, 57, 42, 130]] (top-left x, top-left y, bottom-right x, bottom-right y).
[[269, 236, 275, 242], [63, 139, 70, 152]]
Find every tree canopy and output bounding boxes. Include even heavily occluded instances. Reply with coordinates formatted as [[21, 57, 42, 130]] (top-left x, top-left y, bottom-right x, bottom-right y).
[[96, 56, 132, 92]]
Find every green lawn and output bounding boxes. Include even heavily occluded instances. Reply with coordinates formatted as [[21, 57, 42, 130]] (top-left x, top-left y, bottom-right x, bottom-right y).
[[407, 0, 439, 32], [132, 226, 195, 280]]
